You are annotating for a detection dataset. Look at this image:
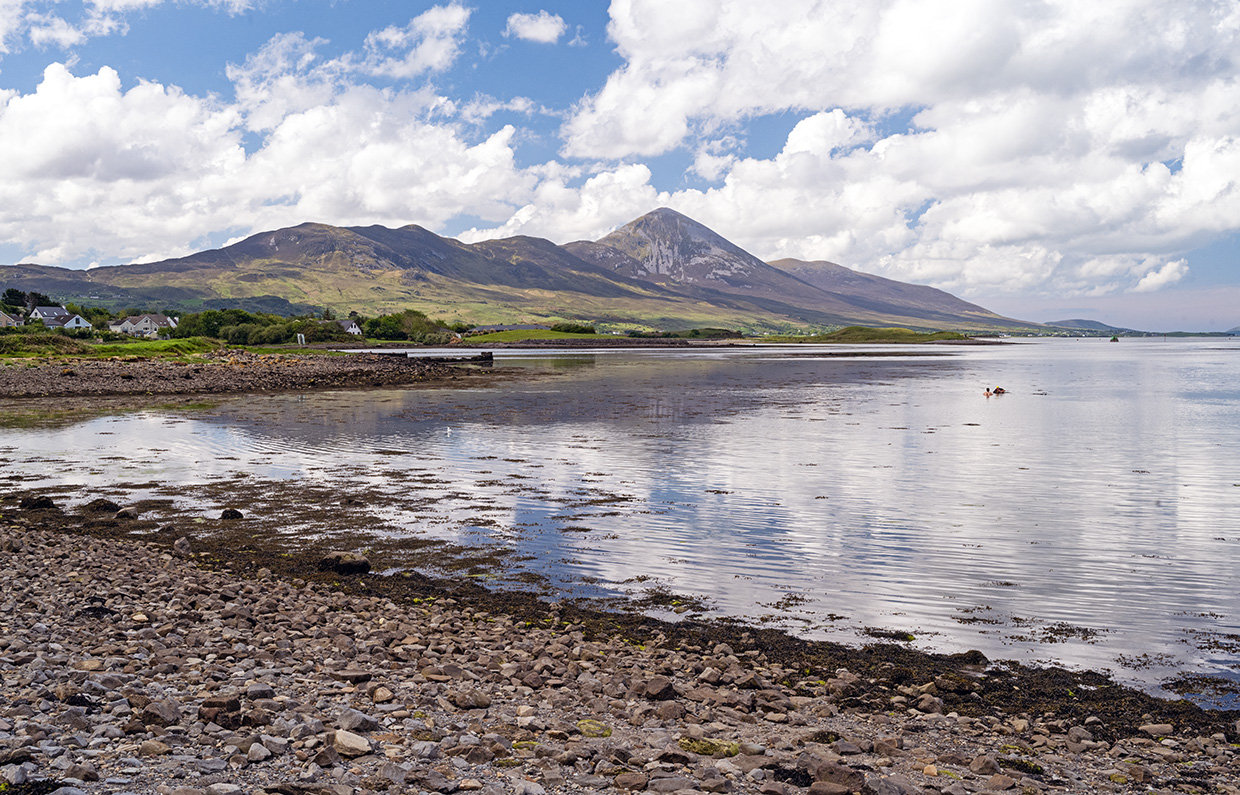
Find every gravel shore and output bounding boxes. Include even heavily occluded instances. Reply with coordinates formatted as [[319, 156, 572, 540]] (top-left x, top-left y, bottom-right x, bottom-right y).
[[3, 504, 1239, 795], [0, 351, 486, 399]]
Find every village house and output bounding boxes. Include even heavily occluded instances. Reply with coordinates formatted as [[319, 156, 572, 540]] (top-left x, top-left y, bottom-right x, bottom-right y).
[[0, 311, 22, 327], [108, 313, 178, 338], [337, 319, 363, 335], [30, 306, 92, 330]]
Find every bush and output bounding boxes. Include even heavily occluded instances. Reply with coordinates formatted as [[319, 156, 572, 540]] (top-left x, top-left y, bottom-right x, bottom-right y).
[[363, 309, 454, 343], [550, 322, 596, 334]]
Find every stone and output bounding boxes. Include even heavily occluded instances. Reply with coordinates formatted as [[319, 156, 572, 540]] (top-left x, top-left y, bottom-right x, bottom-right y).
[[678, 737, 740, 757], [1067, 726, 1093, 743], [371, 686, 394, 704], [380, 761, 410, 785], [138, 740, 171, 756], [969, 754, 1000, 775], [247, 742, 271, 762], [984, 773, 1017, 790], [219, 508, 243, 520], [318, 551, 370, 575], [866, 774, 923, 795], [64, 763, 99, 782], [1139, 723, 1174, 737], [808, 783, 851, 795], [331, 668, 372, 684], [140, 700, 180, 727], [451, 688, 492, 710], [914, 693, 944, 714], [808, 761, 865, 791], [647, 777, 695, 793], [337, 707, 380, 732], [205, 785, 243, 795], [332, 729, 372, 758], [645, 675, 676, 700], [614, 772, 649, 790], [246, 683, 276, 700], [576, 719, 611, 738]]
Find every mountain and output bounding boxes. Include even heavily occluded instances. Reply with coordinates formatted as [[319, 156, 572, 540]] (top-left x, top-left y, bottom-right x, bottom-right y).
[[569, 208, 1031, 329], [768, 257, 1019, 328], [0, 209, 1040, 332]]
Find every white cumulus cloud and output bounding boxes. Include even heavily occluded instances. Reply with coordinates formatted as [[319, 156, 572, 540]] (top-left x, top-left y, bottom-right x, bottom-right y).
[[503, 10, 566, 44]]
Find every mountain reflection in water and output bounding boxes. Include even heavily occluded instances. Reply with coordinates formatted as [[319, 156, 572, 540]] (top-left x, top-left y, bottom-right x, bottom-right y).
[[4, 338, 1239, 700]]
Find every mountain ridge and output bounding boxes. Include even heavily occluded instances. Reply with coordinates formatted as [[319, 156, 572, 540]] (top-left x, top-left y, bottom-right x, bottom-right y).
[[0, 209, 1040, 333]]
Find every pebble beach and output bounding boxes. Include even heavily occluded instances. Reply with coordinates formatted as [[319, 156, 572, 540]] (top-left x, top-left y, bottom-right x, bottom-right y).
[[3, 502, 1239, 795]]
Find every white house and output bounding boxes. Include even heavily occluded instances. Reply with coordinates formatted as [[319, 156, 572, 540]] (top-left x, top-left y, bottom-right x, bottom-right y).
[[57, 315, 93, 330], [109, 314, 177, 338], [29, 306, 71, 324], [337, 319, 363, 335], [30, 306, 91, 329]]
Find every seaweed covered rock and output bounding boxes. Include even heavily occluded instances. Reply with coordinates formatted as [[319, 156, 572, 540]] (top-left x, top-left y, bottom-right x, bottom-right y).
[[318, 551, 371, 575]]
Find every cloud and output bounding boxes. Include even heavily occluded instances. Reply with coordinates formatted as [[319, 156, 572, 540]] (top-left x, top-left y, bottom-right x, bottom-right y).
[[356, 2, 471, 79], [542, 0, 1240, 299], [503, 10, 566, 44], [458, 164, 664, 244], [0, 57, 541, 265], [1, 0, 256, 55], [1131, 259, 1188, 292]]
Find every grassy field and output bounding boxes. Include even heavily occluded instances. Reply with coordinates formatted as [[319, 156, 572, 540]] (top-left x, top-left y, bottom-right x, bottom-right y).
[[766, 326, 971, 343], [0, 334, 222, 359], [460, 330, 608, 343]]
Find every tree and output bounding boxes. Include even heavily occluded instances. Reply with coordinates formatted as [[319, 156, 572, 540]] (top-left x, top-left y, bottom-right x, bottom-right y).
[[24, 291, 51, 310]]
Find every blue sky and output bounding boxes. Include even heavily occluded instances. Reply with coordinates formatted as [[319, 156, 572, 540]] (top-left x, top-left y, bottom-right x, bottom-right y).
[[1, 1, 1238, 331]]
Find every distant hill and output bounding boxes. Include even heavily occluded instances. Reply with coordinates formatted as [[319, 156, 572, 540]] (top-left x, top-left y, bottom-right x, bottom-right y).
[[769, 256, 1020, 329], [0, 209, 1041, 333], [1046, 319, 1142, 333]]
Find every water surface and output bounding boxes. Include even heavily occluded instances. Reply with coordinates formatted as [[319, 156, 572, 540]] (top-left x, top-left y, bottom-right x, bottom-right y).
[[5, 338, 1239, 699]]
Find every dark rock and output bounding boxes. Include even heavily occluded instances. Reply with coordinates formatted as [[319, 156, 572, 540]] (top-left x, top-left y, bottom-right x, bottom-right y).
[[644, 675, 676, 700], [969, 754, 1000, 775], [318, 551, 370, 575], [173, 536, 193, 556], [0, 748, 33, 765], [338, 707, 380, 732], [220, 508, 243, 520], [614, 772, 648, 790], [20, 495, 57, 510], [141, 699, 181, 727], [246, 683, 276, 701], [807, 760, 865, 791], [81, 498, 121, 513]]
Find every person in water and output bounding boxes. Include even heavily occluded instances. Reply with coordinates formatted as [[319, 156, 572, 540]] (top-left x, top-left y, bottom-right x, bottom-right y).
[[993, 386, 1006, 394], [984, 388, 992, 397]]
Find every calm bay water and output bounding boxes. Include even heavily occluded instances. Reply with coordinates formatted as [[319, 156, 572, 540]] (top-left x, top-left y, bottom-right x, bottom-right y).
[[5, 337, 1240, 699]]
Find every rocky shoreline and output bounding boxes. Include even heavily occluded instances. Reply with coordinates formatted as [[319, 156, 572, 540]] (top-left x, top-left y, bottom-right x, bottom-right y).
[[0, 351, 490, 399], [2, 497, 1239, 795]]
